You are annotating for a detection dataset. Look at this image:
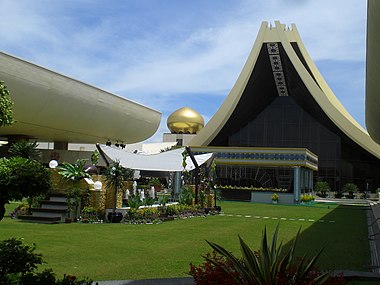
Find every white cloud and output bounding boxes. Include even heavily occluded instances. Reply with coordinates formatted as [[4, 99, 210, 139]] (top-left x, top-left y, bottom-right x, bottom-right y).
[[0, 0, 369, 141]]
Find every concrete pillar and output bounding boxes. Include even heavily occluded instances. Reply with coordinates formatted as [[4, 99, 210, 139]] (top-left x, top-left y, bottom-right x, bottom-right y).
[[293, 166, 301, 203], [173, 171, 182, 197], [54, 141, 68, 150]]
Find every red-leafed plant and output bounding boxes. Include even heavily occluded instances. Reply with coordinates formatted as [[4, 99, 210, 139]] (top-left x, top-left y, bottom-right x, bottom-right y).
[[190, 224, 348, 285]]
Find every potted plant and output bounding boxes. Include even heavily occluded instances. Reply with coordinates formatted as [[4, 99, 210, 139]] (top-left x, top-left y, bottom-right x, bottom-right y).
[[271, 193, 279, 204], [104, 160, 133, 223], [342, 182, 359, 199], [314, 181, 330, 198]]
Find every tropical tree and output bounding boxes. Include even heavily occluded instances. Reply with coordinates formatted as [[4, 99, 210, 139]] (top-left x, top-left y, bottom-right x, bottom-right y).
[[342, 182, 359, 199], [57, 159, 91, 219], [0, 81, 14, 127], [57, 159, 90, 182], [0, 157, 51, 221], [314, 181, 330, 198], [104, 160, 133, 213], [8, 140, 40, 160]]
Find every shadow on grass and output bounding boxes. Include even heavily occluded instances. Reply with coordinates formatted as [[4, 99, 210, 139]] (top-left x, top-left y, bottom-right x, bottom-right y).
[[282, 203, 375, 281]]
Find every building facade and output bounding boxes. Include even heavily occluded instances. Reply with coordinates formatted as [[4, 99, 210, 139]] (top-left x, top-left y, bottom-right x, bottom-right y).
[[190, 21, 380, 192]]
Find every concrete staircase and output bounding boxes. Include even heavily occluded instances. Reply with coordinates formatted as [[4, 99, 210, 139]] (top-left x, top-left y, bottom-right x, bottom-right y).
[[18, 194, 68, 224]]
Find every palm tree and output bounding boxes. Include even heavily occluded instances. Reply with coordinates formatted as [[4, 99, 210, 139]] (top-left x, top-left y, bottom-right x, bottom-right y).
[[8, 140, 40, 160], [104, 160, 133, 222], [57, 159, 91, 220]]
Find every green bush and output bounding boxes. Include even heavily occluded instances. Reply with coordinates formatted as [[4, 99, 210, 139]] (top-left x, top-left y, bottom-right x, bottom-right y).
[[0, 238, 43, 283], [179, 185, 195, 205], [300, 194, 315, 203], [342, 183, 359, 198], [0, 238, 93, 284], [157, 194, 169, 206], [0, 157, 51, 221], [124, 207, 160, 224], [127, 195, 142, 209], [77, 207, 103, 223], [216, 185, 287, 192], [314, 181, 330, 198]]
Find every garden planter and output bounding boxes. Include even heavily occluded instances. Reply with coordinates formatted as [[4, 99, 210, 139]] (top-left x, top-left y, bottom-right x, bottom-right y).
[[107, 212, 123, 223], [214, 206, 222, 212]]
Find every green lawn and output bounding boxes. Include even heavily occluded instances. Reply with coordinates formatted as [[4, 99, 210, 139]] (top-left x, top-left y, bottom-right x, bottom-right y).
[[0, 201, 370, 281]]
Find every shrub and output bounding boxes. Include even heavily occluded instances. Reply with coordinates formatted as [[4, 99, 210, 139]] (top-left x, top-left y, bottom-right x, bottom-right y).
[[77, 207, 103, 223], [10, 203, 29, 219], [300, 194, 315, 203], [0, 238, 43, 283], [314, 181, 330, 198], [0, 157, 51, 221], [127, 195, 142, 209], [0, 238, 93, 285], [143, 197, 155, 206], [124, 207, 160, 224], [342, 183, 359, 198], [193, 224, 334, 285], [157, 194, 169, 206], [179, 185, 195, 205], [189, 251, 241, 285], [216, 185, 287, 192]]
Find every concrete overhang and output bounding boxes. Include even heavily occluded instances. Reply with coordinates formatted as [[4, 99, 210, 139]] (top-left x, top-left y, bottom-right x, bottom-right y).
[[0, 51, 161, 144], [366, 0, 380, 144]]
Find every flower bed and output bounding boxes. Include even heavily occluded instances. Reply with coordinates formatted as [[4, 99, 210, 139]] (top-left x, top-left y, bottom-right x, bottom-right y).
[[300, 194, 315, 204], [77, 206, 104, 223], [216, 185, 287, 192], [123, 204, 221, 224]]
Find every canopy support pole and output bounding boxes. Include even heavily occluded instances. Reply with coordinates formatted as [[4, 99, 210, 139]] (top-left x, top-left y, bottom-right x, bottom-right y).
[[186, 146, 199, 204], [96, 143, 110, 167]]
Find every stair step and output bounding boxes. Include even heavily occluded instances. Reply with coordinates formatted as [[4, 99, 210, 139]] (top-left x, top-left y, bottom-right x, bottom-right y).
[[49, 196, 68, 203], [18, 215, 61, 224], [31, 208, 67, 214], [41, 201, 68, 210], [41, 201, 67, 205]]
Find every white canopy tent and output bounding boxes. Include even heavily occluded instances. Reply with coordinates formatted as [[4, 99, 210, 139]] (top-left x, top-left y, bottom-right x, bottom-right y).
[[97, 144, 213, 172]]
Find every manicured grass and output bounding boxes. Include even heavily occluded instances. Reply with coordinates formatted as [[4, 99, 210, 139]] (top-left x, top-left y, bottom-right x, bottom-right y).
[[0, 201, 370, 281]]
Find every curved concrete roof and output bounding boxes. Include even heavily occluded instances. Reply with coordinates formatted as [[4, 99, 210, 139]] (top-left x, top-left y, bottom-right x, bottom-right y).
[[0, 52, 161, 144], [366, 0, 380, 143], [191, 21, 380, 159]]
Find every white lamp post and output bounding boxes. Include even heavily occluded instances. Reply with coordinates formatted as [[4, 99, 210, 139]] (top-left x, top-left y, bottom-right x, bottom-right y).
[[49, 160, 58, 169], [94, 180, 103, 190]]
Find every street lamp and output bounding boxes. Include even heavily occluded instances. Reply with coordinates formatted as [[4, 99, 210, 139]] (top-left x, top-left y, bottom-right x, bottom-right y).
[[49, 160, 58, 169], [94, 180, 103, 190]]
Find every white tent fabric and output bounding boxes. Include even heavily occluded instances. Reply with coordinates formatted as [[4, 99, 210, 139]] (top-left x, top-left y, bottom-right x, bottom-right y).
[[98, 144, 213, 172]]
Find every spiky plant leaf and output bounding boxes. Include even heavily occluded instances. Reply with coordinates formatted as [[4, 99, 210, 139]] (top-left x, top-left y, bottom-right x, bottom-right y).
[[57, 159, 90, 182], [205, 240, 249, 281], [202, 224, 331, 285], [297, 246, 326, 282], [238, 235, 262, 284]]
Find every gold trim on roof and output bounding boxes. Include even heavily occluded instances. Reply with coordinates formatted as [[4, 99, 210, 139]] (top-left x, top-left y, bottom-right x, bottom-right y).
[[190, 21, 380, 159]]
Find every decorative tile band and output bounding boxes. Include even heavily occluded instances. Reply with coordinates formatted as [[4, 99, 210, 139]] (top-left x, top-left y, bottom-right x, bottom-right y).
[[191, 146, 318, 171], [267, 42, 288, 97]]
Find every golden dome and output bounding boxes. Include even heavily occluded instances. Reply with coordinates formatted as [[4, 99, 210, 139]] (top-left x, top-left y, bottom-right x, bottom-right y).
[[167, 107, 204, 134]]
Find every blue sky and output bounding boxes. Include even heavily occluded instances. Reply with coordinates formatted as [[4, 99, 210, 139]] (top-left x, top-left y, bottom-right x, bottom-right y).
[[0, 0, 367, 143]]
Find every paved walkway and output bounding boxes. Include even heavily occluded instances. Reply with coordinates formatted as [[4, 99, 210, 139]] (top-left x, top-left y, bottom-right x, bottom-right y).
[[94, 277, 194, 285], [368, 201, 380, 273]]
